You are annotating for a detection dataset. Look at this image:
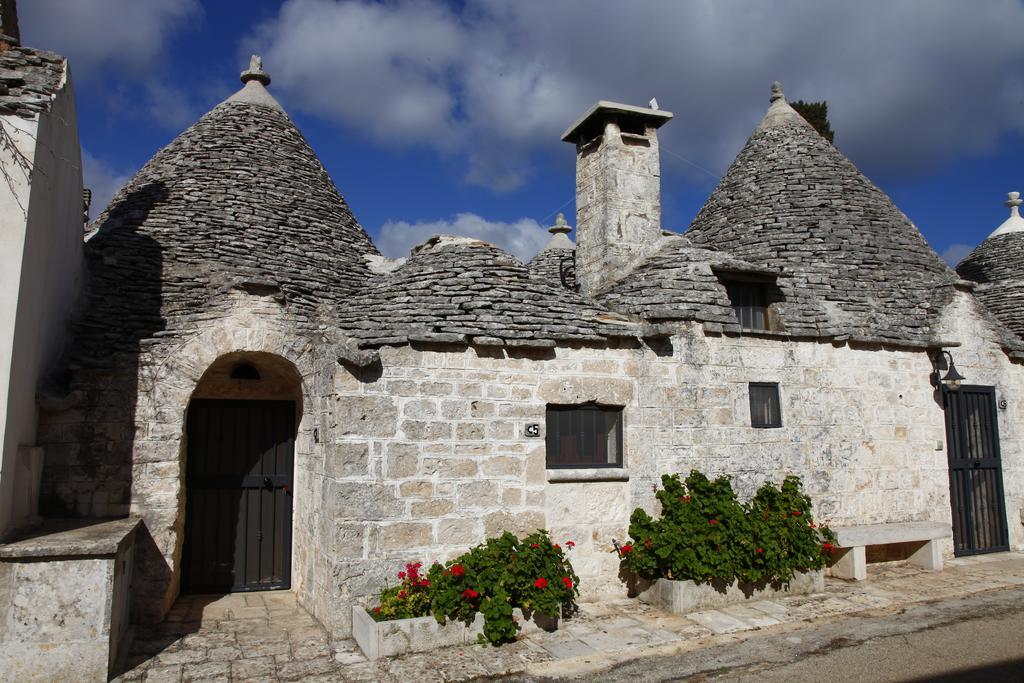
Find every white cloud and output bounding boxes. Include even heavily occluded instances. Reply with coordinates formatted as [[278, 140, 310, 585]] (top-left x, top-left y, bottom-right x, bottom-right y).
[[246, 0, 1024, 190], [20, 0, 200, 78], [81, 150, 131, 222], [245, 0, 464, 147], [940, 243, 974, 266], [377, 213, 549, 261]]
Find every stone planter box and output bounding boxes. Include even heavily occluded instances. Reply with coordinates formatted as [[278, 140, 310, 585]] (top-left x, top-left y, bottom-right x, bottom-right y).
[[637, 570, 824, 614], [352, 606, 559, 660]]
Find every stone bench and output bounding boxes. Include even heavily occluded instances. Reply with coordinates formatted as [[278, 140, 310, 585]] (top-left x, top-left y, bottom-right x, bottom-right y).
[[830, 521, 952, 581]]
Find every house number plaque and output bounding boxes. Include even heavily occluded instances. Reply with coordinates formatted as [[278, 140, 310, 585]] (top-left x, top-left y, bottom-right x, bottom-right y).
[[525, 424, 540, 437]]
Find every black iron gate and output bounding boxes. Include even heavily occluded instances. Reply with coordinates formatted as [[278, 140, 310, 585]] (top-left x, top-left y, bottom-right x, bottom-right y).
[[943, 385, 1010, 556], [182, 399, 294, 593]]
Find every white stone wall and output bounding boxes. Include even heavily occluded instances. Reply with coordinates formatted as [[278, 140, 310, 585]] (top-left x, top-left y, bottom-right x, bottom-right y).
[[301, 299, 1024, 636], [0, 68, 83, 538]]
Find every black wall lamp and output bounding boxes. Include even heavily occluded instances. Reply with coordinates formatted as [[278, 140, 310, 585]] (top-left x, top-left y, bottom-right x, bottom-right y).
[[931, 350, 966, 391]]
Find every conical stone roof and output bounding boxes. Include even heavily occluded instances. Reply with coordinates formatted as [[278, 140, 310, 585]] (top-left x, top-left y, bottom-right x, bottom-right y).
[[685, 83, 957, 346], [75, 58, 379, 361], [957, 193, 1024, 338], [337, 236, 637, 348]]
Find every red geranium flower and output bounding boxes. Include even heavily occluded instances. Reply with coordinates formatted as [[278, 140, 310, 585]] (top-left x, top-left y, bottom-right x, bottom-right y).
[[562, 576, 573, 589], [620, 543, 633, 555], [449, 564, 465, 577], [554, 543, 560, 550], [398, 590, 406, 599], [530, 543, 540, 549], [565, 540, 576, 549], [419, 579, 430, 588], [822, 542, 835, 552], [398, 571, 406, 580], [462, 588, 479, 600], [709, 519, 718, 526], [534, 577, 549, 589], [643, 538, 654, 549], [756, 548, 764, 554], [681, 495, 692, 503], [792, 510, 802, 516], [373, 607, 381, 613]]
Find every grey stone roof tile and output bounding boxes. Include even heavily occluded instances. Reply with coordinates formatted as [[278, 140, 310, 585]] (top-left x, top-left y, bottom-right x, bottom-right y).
[[0, 46, 65, 117], [957, 232, 1024, 339], [71, 84, 379, 362], [683, 90, 959, 347], [336, 236, 638, 348]]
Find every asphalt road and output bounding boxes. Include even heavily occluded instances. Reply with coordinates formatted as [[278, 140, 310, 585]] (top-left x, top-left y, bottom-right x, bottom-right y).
[[505, 586, 1024, 683], [711, 607, 1024, 682]]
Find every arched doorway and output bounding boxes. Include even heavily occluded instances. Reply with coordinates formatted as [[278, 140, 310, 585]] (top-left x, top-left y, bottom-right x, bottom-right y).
[[181, 352, 303, 594]]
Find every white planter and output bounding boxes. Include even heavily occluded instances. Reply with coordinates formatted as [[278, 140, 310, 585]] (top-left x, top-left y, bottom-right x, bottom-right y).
[[352, 606, 559, 659], [637, 570, 824, 614]]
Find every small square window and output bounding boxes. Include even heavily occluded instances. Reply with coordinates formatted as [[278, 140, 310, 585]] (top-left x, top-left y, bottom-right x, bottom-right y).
[[725, 281, 769, 330], [545, 405, 623, 468], [749, 383, 782, 428]]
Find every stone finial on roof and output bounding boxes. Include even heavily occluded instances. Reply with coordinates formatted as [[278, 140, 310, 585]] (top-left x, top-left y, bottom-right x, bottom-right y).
[[770, 81, 786, 103], [988, 191, 1024, 237], [240, 54, 271, 86], [549, 213, 572, 235]]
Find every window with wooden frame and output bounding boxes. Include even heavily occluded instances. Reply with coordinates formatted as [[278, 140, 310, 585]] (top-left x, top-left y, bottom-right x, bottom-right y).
[[545, 404, 623, 468], [749, 383, 782, 428], [724, 280, 770, 330]]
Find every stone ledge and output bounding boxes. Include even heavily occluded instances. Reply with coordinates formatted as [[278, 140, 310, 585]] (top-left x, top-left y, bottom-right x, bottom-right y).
[[0, 517, 141, 559], [546, 468, 629, 483]]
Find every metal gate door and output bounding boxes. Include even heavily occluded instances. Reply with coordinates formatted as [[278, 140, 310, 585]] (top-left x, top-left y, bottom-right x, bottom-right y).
[[182, 399, 294, 593], [943, 386, 1010, 556]]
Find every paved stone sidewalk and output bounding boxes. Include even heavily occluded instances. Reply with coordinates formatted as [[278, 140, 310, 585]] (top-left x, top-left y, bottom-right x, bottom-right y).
[[117, 553, 1024, 682]]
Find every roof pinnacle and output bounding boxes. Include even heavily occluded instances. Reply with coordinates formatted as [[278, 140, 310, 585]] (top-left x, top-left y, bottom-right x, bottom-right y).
[[1007, 191, 1022, 215], [240, 54, 271, 86], [770, 81, 786, 103], [549, 213, 572, 235]]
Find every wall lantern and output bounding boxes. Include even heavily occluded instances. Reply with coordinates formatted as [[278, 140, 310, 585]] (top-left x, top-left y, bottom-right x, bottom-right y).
[[932, 350, 965, 391]]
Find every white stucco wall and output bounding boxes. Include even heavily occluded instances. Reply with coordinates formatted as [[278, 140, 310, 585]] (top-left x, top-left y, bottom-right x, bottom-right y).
[[0, 65, 83, 537]]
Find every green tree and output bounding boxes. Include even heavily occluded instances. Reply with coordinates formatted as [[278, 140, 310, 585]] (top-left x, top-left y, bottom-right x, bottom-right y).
[[790, 100, 835, 143]]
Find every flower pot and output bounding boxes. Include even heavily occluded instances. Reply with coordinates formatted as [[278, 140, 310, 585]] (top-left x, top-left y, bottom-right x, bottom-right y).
[[352, 606, 561, 659], [637, 570, 824, 614], [352, 606, 484, 660]]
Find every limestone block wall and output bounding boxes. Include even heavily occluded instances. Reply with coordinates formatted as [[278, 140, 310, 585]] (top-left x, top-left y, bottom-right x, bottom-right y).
[[302, 344, 642, 635], [307, 304, 1024, 637]]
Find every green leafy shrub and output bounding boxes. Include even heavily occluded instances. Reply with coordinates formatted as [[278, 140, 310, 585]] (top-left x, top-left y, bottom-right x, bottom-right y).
[[369, 561, 432, 621], [621, 471, 836, 587], [427, 530, 580, 645]]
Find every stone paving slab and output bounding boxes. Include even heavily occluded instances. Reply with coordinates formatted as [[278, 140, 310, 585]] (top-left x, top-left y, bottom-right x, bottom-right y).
[[115, 552, 1024, 682]]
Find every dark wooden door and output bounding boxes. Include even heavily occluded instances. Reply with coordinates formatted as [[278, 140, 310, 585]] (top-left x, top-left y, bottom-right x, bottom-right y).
[[182, 399, 294, 593], [943, 386, 1010, 556]]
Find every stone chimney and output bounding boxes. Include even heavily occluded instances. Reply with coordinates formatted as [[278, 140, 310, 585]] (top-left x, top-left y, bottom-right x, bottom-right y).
[[561, 100, 672, 295], [0, 0, 18, 49]]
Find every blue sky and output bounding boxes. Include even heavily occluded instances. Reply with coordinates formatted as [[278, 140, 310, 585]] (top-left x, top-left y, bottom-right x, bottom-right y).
[[22, 0, 1024, 264]]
